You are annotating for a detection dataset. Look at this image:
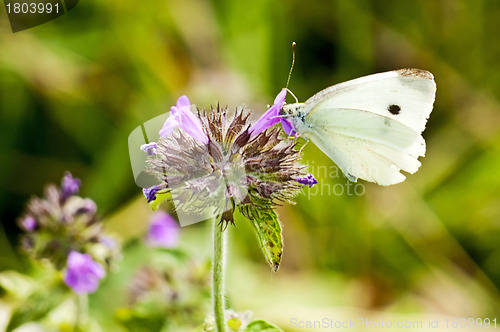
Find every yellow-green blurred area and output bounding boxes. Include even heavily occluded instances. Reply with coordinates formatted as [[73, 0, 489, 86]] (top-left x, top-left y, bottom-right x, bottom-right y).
[[1, 0, 500, 331]]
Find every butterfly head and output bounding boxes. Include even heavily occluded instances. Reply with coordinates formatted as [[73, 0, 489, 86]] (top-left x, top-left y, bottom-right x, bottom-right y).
[[279, 103, 307, 137], [280, 103, 305, 117]]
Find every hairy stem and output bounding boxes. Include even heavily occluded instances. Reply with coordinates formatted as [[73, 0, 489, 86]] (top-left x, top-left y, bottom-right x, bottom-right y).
[[75, 293, 88, 331], [213, 218, 227, 332]]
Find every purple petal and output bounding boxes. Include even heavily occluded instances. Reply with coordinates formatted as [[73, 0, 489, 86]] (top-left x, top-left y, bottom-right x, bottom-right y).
[[249, 89, 287, 138], [80, 199, 97, 214], [179, 108, 209, 144], [274, 88, 287, 105], [64, 251, 105, 294], [140, 142, 158, 156], [159, 116, 180, 138], [159, 96, 209, 144], [61, 172, 81, 200], [176, 95, 191, 109], [170, 105, 178, 115], [143, 185, 160, 203], [295, 173, 318, 187], [146, 211, 179, 248], [249, 105, 281, 138], [280, 118, 296, 136], [21, 216, 37, 232]]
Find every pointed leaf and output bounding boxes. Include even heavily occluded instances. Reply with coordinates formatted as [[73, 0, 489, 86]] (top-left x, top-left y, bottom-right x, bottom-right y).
[[246, 208, 283, 272], [244, 319, 284, 332]]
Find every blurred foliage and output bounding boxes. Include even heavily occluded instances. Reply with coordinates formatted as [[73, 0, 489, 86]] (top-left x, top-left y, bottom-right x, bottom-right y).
[[114, 246, 212, 332], [1, 0, 500, 331]]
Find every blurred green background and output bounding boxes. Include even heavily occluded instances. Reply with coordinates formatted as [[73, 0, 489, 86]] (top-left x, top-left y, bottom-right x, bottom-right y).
[[1, 0, 500, 331]]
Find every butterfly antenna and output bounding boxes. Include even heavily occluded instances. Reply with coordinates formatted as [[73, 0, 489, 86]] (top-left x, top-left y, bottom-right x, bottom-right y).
[[286, 88, 299, 103], [285, 42, 296, 90]]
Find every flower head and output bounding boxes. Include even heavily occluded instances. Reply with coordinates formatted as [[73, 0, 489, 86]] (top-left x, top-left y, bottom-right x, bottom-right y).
[[249, 89, 296, 138], [64, 251, 105, 294], [127, 261, 211, 328], [159, 96, 209, 144], [145, 103, 310, 228], [140, 142, 158, 156], [17, 172, 119, 271], [146, 211, 179, 248]]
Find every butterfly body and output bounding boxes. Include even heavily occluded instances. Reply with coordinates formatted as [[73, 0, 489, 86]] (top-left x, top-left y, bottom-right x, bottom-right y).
[[281, 69, 436, 186]]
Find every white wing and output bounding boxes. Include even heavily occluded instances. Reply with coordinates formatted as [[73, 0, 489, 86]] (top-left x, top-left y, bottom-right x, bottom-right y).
[[297, 69, 436, 185]]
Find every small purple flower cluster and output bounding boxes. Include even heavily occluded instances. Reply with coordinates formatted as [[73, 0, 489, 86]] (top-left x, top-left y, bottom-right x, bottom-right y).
[[18, 172, 119, 294]]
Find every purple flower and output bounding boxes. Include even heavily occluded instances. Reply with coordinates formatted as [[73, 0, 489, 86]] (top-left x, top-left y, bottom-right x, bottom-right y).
[[146, 211, 179, 248], [295, 173, 317, 187], [159, 96, 209, 144], [61, 172, 81, 199], [64, 251, 105, 294], [20, 216, 37, 232], [140, 142, 158, 156], [249, 89, 296, 138], [143, 185, 160, 203]]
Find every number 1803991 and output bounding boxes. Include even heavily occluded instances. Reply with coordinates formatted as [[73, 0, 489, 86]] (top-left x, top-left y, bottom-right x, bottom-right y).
[[443, 318, 496, 329], [6, 2, 59, 14]]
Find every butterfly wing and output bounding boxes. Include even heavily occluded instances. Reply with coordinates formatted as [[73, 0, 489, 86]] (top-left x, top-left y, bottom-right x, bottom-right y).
[[297, 69, 436, 185]]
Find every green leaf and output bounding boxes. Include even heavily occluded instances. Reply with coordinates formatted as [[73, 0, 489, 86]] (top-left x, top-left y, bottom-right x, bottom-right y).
[[0, 271, 35, 298], [244, 320, 284, 332], [6, 279, 69, 332], [246, 208, 283, 272], [153, 247, 190, 261], [115, 308, 165, 332]]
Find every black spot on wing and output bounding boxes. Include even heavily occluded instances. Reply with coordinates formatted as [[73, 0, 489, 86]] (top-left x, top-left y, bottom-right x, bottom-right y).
[[388, 104, 401, 115]]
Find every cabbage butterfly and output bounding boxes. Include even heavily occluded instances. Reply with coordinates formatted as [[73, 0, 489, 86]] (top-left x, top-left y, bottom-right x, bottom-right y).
[[281, 68, 436, 186]]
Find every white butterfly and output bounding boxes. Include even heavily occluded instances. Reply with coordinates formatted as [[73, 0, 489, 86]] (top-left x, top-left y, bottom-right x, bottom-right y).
[[281, 68, 436, 186]]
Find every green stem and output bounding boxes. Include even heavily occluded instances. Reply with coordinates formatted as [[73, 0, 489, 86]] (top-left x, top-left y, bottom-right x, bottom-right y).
[[75, 293, 88, 331], [213, 218, 227, 332]]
